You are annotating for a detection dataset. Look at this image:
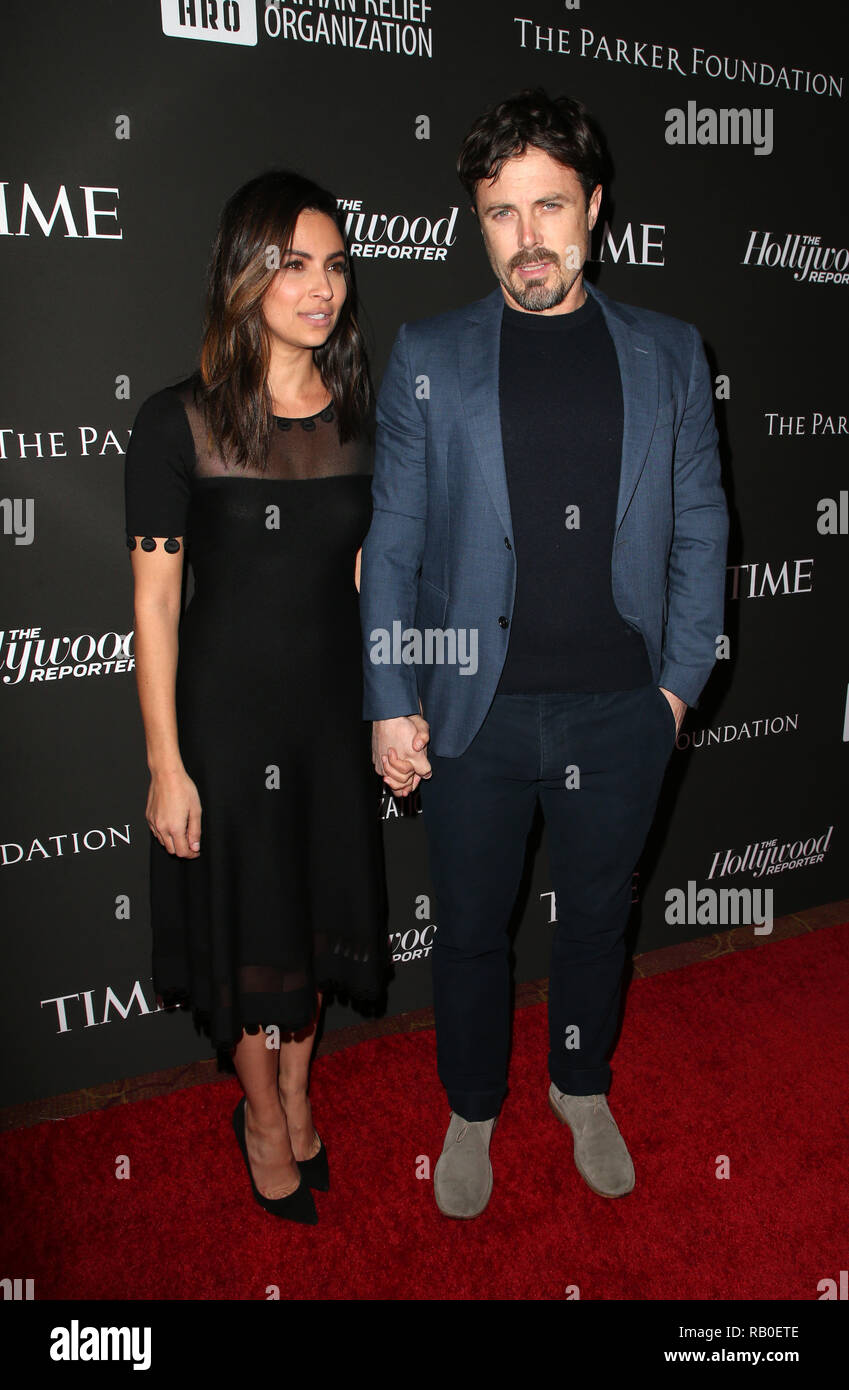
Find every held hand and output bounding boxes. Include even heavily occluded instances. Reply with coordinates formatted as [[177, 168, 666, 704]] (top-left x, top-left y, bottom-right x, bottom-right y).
[[146, 769, 202, 857], [659, 687, 688, 735], [372, 715, 432, 796]]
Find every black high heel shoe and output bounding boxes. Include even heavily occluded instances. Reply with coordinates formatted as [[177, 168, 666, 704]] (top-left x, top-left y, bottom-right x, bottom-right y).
[[297, 1134, 329, 1192], [232, 1096, 318, 1224]]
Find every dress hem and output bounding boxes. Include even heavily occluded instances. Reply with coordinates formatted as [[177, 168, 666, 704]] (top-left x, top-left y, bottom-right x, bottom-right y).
[[155, 976, 388, 1052]]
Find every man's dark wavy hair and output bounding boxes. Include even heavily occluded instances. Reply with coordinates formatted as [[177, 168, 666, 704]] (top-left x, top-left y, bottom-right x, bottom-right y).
[[457, 88, 610, 209]]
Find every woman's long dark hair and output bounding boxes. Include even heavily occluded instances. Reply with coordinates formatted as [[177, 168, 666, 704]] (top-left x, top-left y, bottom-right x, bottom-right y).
[[198, 169, 372, 468]]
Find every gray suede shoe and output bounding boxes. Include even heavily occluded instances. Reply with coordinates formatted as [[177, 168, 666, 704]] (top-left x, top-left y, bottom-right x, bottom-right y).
[[549, 1084, 635, 1197], [433, 1112, 496, 1218]]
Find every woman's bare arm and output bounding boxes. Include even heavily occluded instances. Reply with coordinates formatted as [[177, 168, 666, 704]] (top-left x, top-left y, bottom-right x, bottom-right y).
[[130, 539, 201, 857]]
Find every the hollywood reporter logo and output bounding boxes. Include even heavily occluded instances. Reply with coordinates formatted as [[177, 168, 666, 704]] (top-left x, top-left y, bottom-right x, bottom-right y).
[[338, 198, 457, 262], [0, 626, 134, 684], [743, 230, 849, 285], [708, 827, 834, 881]]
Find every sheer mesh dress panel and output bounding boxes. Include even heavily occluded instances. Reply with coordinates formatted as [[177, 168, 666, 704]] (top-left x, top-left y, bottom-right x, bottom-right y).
[[124, 375, 388, 1050]]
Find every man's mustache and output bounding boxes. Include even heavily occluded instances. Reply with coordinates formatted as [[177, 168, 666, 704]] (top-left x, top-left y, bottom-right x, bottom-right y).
[[508, 248, 559, 271]]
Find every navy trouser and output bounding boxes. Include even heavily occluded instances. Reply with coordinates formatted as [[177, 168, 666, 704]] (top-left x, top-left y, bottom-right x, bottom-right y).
[[418, 684, 677, 1121]]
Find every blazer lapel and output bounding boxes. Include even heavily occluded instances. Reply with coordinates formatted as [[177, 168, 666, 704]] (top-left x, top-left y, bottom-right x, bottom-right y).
[[458, 281, 660, 542], [458, 289, 514, 542], [585, 280, 659, 531]]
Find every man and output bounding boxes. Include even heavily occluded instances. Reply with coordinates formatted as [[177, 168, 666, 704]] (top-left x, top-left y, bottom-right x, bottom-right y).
[[359, 89, 728, 1218]]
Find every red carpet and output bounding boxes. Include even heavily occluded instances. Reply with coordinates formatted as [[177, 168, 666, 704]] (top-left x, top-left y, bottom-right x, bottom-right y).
[[1, 925, 846, 1300]]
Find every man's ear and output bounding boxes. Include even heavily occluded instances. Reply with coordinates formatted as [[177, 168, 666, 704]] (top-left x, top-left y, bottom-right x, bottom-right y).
[[587, 183, 603, 231]]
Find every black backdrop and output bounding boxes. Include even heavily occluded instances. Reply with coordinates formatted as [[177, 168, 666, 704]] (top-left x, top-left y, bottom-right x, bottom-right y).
[[2, 0, 846, 1108]]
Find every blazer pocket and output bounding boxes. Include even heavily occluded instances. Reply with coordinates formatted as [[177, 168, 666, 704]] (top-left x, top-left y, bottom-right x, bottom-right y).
[[417, 577, 449, 627]]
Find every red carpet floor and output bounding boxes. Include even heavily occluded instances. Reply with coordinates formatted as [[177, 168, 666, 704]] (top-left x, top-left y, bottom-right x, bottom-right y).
[[1, 924, 846, 1300]]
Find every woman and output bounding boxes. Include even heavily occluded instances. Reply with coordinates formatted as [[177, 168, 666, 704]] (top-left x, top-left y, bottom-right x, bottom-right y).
[[124, 170, 388, 1224]]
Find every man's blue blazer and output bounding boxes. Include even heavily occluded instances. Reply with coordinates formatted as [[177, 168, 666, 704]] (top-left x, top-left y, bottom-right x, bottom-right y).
[[360, 279, 729, 758]]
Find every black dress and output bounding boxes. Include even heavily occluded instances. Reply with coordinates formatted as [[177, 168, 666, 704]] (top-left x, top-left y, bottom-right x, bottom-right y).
[[124, 375, 388, 1049]]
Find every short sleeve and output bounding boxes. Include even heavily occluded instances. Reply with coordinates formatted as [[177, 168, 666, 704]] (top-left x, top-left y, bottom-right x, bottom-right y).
[[124, 387, 195, 545]]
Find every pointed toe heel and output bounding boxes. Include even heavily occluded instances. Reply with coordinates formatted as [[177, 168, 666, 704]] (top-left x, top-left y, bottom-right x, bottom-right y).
[[232, 1096, 318, 1224]]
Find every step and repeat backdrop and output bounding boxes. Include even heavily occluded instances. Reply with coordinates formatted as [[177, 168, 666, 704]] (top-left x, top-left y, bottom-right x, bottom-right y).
[[1, 1, 846, 1107]]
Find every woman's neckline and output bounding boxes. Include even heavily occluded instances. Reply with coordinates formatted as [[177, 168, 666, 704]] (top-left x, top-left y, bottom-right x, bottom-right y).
[[272, 396, 334, 422]]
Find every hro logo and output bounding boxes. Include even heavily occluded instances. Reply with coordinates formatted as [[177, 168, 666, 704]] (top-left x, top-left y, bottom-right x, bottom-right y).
[[160, 0, 257, 45]]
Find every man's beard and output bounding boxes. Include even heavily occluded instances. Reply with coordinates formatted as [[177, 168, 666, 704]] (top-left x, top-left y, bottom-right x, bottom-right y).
[[499, 248, 579, 311]]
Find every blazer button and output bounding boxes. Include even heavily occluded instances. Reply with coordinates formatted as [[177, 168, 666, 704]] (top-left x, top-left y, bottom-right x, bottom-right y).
[[504, 537, 512, 550], [498, 615, 509, 628]]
